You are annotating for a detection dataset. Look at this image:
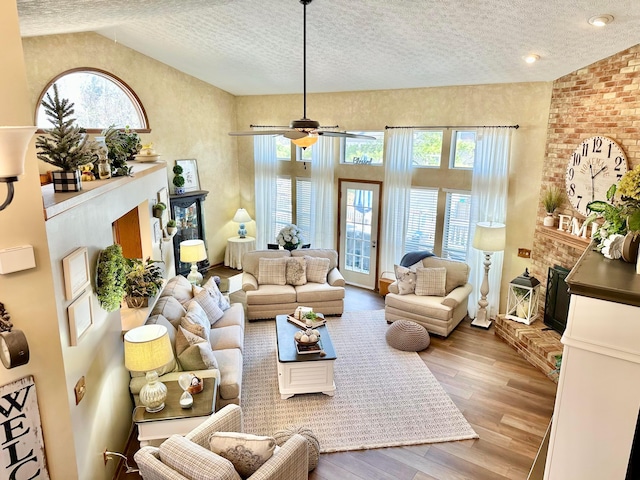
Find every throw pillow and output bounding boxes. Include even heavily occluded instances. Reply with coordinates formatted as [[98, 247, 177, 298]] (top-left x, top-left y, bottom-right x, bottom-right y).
[[257, 257, 287, 286], [159, 434, 241, 480], [415, 267, 447, 296], [305, 256, 330, 283], [159, 275, 194, 305], [175, 326, 218, 370], [151, 296, 187, 329], [209, 432, 277, 479], [394, 264, 417, 295], [194, 277, 231, 311], [286, 257, 307, 286], [190, 288, 224, 325], [182, 300, 211, 341]]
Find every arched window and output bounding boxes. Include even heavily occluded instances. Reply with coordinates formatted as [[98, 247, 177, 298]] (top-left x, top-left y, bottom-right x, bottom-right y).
[[35, 68, 150, 133]]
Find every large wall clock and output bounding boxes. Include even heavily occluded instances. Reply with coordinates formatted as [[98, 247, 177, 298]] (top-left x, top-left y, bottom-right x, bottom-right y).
[[565, 135, 628, 216]]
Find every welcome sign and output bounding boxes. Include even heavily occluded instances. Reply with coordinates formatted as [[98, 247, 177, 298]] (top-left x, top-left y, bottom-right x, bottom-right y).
[[0, 376, 49, 480]]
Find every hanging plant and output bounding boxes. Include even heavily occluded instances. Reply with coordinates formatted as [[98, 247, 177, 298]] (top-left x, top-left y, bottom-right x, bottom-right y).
[[95, 244, 128, 312]]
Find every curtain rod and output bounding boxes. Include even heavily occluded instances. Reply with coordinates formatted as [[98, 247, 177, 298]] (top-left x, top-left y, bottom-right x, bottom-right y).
[[250, 124, 340, 129], [385, 124, 519, 129]]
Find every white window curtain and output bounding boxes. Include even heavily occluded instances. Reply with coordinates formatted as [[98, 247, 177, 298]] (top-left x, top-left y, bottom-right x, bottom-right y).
[[466, 127, 512, 320], [253, 128, 278, 249], [380, 127, 414, 274], [309, 135, 336, 248]]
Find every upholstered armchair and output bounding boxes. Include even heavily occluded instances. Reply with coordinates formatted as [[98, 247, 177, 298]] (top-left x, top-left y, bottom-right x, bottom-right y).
[[385, 256, 472, 337], [134, 404, 309, 480]]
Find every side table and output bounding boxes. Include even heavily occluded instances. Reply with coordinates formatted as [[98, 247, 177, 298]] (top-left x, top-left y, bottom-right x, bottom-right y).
[[224, 236, 256, 270], [133, 377, 217, 446]]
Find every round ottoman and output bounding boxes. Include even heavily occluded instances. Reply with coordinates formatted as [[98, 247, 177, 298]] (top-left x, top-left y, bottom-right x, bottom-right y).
[[273, 426, 320, 471], [386, 320, 430, 351]]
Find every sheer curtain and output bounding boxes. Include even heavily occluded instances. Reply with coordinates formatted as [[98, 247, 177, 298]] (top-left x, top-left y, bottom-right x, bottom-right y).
[[309, 135, 336, 248], [380, 128, 414, 274], [466, 127, 512, 320], [253, 129, 278, 249]]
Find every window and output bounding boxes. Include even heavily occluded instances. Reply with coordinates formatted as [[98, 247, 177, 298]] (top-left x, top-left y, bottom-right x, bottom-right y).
[[405, 188, 438, 254], [341, 131, 384, 165], [295, 178, 311, 241], [274, 176, 292, 234], [412, 130, 443, 167], [451, 131, 476, 169], [35, 68, 148, 132], [276, 136, 291, 161], [442, 192, 471, 261], [296, 145, 313, 162]]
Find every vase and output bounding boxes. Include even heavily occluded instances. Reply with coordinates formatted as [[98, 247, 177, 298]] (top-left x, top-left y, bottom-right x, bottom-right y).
[[175, 186, 185, 195], [125, 296, 149, 308], [283, 244, 298, 251], [51, 170, 81, 192], [543, 213, 555, 227], [621, 232, 640, 263]]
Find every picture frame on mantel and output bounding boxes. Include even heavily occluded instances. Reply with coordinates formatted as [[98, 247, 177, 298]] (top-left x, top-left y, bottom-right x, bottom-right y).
[[176, 159, 200, 192]]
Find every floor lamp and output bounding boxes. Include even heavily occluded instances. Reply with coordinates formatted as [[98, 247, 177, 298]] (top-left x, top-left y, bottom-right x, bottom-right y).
[[471, 221, 506, 329]]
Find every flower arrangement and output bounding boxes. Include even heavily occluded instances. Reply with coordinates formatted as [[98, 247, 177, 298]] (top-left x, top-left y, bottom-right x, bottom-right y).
[[585, 165, 640, 258], [277, 224, 303, 251]]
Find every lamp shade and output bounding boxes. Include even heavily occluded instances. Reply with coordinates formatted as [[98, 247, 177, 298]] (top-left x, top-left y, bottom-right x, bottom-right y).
[[232, 208, 252, 223], [124, 324, 174, 373], [0, 126, 37, 178], [180, 239, 207, 263], [473, 222, 506, 252], [292, 135, 318, 149]]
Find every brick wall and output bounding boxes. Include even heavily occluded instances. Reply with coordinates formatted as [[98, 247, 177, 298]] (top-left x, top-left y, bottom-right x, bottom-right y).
[[532, 45, 640, 297]]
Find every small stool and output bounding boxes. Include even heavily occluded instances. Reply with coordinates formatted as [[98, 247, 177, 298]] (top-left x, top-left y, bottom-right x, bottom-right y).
[[273, 425, 320, 471], [386, 320, 430, 351]]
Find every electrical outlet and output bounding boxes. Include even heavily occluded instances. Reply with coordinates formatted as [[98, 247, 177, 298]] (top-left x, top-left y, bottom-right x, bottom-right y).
[[518, 248, 531, 258], [74, 376, 86, 405]]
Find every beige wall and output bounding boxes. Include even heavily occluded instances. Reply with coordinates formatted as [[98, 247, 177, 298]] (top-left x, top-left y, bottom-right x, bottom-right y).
[[236, 82, 553, 308], [22, 32, 240, 266]]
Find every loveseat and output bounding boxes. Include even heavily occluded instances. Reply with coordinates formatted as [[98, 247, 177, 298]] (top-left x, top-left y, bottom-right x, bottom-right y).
[[128, 275, 244, 409], [242, 249, 345, 320], [384, 256, 472, 337], [134, 404, 309, 480]]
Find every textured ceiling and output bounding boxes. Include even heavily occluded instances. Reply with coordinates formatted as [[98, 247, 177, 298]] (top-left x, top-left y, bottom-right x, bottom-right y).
[[16, 0, 640, 96]]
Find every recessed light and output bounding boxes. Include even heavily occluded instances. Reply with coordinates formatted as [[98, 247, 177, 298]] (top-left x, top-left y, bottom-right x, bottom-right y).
[[524, 54, 540, 64], [588, 14, 614, 27]]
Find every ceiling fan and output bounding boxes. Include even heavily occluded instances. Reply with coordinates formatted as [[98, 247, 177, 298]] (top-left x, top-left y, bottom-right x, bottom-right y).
[[229, 0, 375, 149]]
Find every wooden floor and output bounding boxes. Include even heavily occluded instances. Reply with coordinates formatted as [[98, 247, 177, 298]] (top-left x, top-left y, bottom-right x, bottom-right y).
[[118, 268, 557, 480]]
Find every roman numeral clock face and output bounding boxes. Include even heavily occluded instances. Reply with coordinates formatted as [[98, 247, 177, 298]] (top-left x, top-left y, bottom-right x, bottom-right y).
[[565, 136, 628, 216]]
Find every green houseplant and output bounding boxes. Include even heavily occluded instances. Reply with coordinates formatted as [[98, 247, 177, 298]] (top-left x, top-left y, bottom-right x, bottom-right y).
[[166, 219, 177, 235], [541, 186, 564, 226], [101, 125, 141, 177], [124, 258, 164, 308], [173, 164, 185, 194], [96, 244, 128, 312], [36, 84, 98, 192], [152, 202, 166, 218]]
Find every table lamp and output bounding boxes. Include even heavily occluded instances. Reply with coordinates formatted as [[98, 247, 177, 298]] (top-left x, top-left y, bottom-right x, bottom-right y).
[[180, 239, 207, 285], [232, 208, 252, 238], [471, 221, 506, 329], [124, 324, 174, 413]]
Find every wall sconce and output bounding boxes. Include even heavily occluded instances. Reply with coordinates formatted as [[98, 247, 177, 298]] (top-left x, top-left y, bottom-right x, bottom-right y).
[[0, 126, 37, 211], [232, 208, 252, 238]]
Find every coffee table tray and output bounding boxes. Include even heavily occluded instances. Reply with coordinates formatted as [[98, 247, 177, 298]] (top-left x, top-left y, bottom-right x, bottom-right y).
[[295, 340, 323, 355]]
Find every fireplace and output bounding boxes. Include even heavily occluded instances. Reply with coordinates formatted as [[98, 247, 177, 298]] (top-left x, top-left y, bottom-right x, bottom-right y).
[[544, 265, 571, 334]]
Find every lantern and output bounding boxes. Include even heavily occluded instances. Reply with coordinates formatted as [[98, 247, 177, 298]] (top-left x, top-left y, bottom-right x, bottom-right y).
[[505, 268, 541, 325]]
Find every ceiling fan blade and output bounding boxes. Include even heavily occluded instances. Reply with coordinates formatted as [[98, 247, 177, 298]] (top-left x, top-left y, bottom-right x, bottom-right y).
[[228, 130, 291, 136], [317, 131, 377, 140], [282, 131, 308, 140]]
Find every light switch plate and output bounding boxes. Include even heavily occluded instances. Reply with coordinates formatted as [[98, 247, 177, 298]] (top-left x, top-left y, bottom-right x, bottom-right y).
[[74, 376, 86, 405]]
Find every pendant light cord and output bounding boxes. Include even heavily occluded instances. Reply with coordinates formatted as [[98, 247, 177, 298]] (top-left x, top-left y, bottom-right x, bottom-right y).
[[302, 0, 308, 120]]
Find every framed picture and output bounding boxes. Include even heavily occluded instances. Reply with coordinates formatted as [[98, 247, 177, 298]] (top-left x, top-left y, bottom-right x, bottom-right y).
[[176, 159, 200, 192], [157, 187, 170, 227], [62, 247, 91, 301], [68, 290, 93, 346]]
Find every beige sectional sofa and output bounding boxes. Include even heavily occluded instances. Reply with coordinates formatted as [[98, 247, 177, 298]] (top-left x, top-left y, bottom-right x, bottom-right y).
[[384, 256, 472, 337], [242, 248, 346, 320], [128, 275, 244, 409]]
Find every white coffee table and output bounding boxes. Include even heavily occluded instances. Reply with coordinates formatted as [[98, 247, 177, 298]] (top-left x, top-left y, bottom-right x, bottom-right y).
[[275, 315, 337, 399], [133, 377, 217, 446]]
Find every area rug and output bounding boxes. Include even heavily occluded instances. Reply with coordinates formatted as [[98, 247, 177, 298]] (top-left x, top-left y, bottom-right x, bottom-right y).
[[241, 310, 478, 453]]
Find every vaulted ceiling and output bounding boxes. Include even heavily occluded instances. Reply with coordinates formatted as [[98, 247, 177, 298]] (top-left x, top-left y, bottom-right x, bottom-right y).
[[16, 0, 640, 96]]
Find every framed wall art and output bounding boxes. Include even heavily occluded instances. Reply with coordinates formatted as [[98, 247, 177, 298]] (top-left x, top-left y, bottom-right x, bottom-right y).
[[62, 247, 91, 301], [68, 290, 94, 346], [176, 159, 200, 192]]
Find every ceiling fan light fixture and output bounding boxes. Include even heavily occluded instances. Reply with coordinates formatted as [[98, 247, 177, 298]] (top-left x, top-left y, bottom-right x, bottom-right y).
[[524, 54, 540, 64], [588, 14, 614, 27], [290, 118, 320, 130], [292, 135, 318, 150]]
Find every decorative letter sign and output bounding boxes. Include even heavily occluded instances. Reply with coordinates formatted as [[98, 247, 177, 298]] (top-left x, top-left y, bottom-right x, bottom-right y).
[[0, 376, 49, 480], [557, 214, 599, 240]]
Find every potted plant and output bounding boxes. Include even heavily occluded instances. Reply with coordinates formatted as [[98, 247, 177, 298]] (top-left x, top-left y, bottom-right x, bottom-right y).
[[153, 202, 166, 218], [96, 244, 128, 312], [541, 186, 564, 226], [36, 84, 99, 192], [101, 125, 141, 177], [124, 258, 165, 308], [173, 164, 185, 194], [166, 219, 177, 235]]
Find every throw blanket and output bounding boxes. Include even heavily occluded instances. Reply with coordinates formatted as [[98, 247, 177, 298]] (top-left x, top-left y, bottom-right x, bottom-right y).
[[400, 250, 435, 267]]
